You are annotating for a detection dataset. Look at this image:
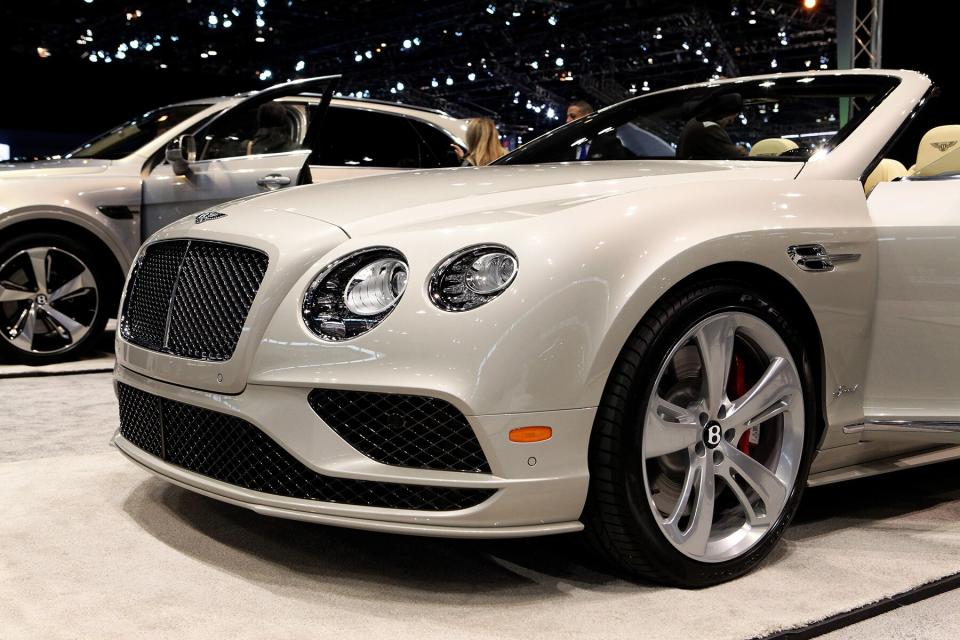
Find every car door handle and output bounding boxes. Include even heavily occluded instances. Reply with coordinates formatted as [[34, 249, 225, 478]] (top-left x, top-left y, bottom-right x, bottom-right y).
[[256, 174, 292, 189]]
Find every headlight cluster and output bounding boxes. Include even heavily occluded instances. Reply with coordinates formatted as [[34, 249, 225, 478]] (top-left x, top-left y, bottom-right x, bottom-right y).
[[429, 244, 518, 311], [302, 248, 408, 341], [302, 244, 518, 341]]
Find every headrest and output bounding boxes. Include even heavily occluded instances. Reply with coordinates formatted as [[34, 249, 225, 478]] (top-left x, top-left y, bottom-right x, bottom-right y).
[[864, 158, 908, 195], [749, 138, 799, 157], [912, 125, 960, 176]]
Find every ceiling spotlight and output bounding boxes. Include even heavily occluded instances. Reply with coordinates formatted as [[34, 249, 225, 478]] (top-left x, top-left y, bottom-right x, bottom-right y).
[[803, 0, 818, 8]]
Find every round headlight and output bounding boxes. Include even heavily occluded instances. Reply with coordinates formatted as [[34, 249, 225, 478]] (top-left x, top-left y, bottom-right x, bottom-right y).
[[465, 252, 517, 295], [344, 258, 408, 316], [429, 244, 518, 311], [302, 248, 407, 341]]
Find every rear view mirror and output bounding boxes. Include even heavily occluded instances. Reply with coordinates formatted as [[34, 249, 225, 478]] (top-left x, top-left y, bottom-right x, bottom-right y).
[[166, 134, 197, 176]]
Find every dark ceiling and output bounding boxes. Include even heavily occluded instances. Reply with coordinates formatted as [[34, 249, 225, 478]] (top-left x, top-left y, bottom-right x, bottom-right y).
[[4, 0, 836, 135]]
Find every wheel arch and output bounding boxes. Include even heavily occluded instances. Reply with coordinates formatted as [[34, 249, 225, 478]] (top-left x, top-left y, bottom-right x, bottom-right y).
[[599, 260, 828, 446], [0, 217, 128, 310]]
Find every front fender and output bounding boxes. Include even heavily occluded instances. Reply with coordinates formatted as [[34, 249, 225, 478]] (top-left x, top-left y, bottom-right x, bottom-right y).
[[244, 178, 875, 432]]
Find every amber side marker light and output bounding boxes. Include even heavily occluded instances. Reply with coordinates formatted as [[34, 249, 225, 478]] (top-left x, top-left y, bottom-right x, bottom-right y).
[[509, 426, 553, 443]]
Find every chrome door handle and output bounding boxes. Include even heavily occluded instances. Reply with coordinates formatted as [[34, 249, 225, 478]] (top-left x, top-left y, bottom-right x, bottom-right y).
[[256, 174, 292, 189]]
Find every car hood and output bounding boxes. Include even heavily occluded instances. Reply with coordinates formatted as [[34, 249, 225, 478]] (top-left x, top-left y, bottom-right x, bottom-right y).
[[0, 158, 111, 178], [240, 160, 801, 237]]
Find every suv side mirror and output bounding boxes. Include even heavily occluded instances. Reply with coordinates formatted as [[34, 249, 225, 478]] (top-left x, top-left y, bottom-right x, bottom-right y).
[[166, 134, 197, 176]]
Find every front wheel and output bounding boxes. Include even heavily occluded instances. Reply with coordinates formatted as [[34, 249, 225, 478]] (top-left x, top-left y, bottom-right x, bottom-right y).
[[0, 233, 111, 365], [584, 281, 817, 587]]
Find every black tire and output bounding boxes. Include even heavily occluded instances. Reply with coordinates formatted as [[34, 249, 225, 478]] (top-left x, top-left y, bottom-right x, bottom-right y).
[[0, 232, 113, 365], [583, 279, 818, 587]]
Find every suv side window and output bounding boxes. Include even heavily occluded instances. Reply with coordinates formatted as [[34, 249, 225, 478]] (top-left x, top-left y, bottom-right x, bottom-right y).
[[198, 99, 310, 160], [409, 119, 462, 168], [315, 107, 423, 168]]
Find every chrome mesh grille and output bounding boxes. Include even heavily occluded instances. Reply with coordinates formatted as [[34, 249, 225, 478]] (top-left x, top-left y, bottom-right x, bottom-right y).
[[308, 389, 490, 473], [117, 383, 495, 512], [120, 240, 268, 361]]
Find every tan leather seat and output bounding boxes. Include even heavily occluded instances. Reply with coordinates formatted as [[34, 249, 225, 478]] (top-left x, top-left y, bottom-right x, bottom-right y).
[[910, 125, 960, 177], [749, 138, 799, 157], [864, 158, 908, 195]]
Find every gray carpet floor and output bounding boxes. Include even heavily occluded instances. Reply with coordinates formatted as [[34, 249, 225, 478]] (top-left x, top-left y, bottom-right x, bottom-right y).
[[822, 588, 960, 639], [2, 372, 960, 639]]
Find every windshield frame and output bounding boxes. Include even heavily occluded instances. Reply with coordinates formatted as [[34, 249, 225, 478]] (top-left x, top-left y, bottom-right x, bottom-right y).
[[65, 103, 211, 160], [497, 73, 901, 166]]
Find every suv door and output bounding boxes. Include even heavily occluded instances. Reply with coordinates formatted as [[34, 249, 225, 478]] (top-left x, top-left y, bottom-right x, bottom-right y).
[[140, 76, 338, 239]]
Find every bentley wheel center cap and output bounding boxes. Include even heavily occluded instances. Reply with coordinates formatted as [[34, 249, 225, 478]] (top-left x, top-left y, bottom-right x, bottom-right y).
[[703, 421, 723, 449]]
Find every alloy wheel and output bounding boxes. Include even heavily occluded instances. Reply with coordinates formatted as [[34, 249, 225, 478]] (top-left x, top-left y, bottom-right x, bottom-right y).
[[0, 246, 99, 355], [642, 311, 804, 563]]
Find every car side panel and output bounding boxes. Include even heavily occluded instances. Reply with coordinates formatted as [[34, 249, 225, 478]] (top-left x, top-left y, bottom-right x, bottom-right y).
[[0, 177, 141, 271], [863, 177, 960, 419]]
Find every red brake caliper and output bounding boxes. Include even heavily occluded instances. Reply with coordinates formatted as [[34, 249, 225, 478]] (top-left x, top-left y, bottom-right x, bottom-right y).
[[732, 353, 753, 455]]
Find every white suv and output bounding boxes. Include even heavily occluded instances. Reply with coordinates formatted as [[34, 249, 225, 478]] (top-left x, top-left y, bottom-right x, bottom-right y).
[[0, 76, 468, 363]]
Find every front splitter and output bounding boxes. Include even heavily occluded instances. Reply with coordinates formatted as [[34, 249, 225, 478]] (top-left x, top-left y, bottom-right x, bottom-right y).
[[115, 433, 584, 539]]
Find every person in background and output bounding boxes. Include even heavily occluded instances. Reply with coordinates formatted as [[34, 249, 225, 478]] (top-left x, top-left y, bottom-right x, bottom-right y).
[[565, 99, 628, 161], [454, 117, 507, 166], [676, 93, 746, 160], [566, 100, 594, 123]]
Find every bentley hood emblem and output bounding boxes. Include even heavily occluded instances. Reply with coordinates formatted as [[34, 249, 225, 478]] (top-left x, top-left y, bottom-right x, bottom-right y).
[[930, 140, 958, 153], [195, 211, 227, 224]]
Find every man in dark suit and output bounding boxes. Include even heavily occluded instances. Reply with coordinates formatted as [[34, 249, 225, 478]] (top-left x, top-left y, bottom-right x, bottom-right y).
[[565, 100, 629, 161], [676, 93, 746, 160]]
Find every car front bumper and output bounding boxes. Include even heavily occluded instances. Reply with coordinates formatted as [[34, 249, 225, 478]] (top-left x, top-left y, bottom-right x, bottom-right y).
[[113, 365, 594, 538]]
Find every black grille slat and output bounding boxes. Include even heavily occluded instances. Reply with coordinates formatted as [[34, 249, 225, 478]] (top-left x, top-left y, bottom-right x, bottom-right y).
[[120, 241, 188, 352], [120, 240, 268, 361], [117, 383, 164, 457], [308, 390, 490, 473], [117, 383, 495, 512]]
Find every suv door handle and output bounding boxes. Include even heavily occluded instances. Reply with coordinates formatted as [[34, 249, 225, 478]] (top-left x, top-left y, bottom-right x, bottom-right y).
[[256, 174, 292, 189]]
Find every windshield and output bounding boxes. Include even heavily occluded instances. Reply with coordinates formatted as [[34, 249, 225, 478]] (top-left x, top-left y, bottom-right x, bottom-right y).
[[66, 104, 209, 160], [499, 74, 900, 165]]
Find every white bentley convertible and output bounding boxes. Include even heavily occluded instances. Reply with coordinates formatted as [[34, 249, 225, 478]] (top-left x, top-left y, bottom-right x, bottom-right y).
[[113, 69, 960, 587]]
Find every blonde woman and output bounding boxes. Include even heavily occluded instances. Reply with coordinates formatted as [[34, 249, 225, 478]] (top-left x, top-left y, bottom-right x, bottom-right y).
[[454, 117, 507, 166]]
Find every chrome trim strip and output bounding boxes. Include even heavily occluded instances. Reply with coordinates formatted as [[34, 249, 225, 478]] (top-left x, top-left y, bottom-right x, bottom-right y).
[[844, 419, 960, 443], [162, 239, 191, 350]]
